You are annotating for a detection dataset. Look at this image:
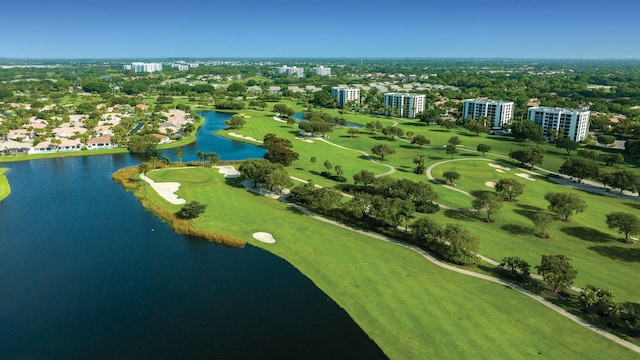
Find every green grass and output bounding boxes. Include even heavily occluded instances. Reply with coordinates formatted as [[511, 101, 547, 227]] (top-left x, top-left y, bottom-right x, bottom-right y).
[[426, 158, 640, 302], [140, 166, 638, 359], [0, 168, 10, 201]]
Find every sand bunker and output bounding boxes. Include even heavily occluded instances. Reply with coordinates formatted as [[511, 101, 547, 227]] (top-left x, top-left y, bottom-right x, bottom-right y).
[[140, 174, 186, 205], [495, 169, 505, 173], [295, 136, 314, 143], [228, 132, 262, 143], [215, 166, 241, 178], [253, 232, 276, 244], [516, 173, 537, 181], [485, 181, 496, 188], [488, 163, 510, 171], [273, 116, 286, 123]]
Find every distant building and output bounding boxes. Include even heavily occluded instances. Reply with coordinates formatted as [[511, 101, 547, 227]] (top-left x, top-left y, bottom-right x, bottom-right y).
[[275, 65, 304, 77], [312, 66, 331, 76], [331, 87, 360, 107], [462, 98, 514, 128], [130, 62, 163, 73], [384, 93, 425, 118], [528, 106, 590, 142]]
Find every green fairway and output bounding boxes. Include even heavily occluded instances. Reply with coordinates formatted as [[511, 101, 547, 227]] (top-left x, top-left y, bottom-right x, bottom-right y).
[[142, 167, 638, 359], [0, 168, 10, 201], [427, 158, 640, 302]]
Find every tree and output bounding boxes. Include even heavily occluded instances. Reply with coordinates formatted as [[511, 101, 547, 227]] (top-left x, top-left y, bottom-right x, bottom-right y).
[[556, 137, 580, 155], [509, 147, 545, 168], [495, 178, 524, 200], [127, 134, 159, 154], [532, 212, 554, 238], [353, 170, 375, 189], [264, 145, 299, 166], [477, 144, 491, 156], [323, 160, 333, 174], [413, 154, 427, 174], [174, 147, 185, 162], [225, 114, 246, 129], [411, 134, 430, 148], [446, 144, 457, 159], [499, 256, 531, 282], [559, 158, 599, 183], [138, 162, 150, 176], [347, 128, 359, 138], [536, 254, 578, 293], [207, 152, 220, 167], [578, 285, 617, 315], [196, 150, 206, 167], [310, 156, 317, 169], [443, 224, 480, 265], [382, 126, 404, 141], [577, 149, 599, 161], [510, 120, 543, 142], [443, 171, 460, 185], [149, 156, 159, 170], [448, 136, 461, 147], [471, 192, 503, 222], [264, 165, 293, 194], [465, 118, 488, 135], [273, 103, 295, 117], [606, 212, 640, 241], [371, 144, 395, 160], [597, 135, 616, 146], [263, 133, 293, 149], [176, 201, 208, 219], [544, 192, 586, 221], [161, 156, 171, 168], [334, 164, 344, 178]]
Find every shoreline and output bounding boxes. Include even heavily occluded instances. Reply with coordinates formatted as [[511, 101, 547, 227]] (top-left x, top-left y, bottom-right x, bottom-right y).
[[0, 168, 10, 201]]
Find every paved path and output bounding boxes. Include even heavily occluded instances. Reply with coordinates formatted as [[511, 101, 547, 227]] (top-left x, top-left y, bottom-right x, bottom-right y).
[[316, 137, 396, 177]]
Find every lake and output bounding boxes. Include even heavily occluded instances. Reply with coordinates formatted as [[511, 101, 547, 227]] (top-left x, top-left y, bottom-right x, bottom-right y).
[[0, 112, 386, 359]]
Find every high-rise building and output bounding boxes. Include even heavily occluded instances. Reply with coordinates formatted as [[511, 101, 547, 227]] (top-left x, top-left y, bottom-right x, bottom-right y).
[[384, 93, 426, 118], [130, 62, 163, 73], [528, 106, 590, 141], [275, 65, 304, 77], [312, 66, 331, 76], [331, 87, 360, 107], [462, 99, 514, 128]]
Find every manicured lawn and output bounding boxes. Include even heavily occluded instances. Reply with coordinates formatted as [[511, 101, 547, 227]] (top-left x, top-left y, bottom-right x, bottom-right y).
[[143, 167, 637, 359], [0, 168, 10, 201], [427, 158, 640, 302]]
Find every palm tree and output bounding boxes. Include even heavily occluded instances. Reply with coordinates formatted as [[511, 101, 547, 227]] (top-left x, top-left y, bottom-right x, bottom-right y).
[[207, 152, 220, 167], [174, 147, 184, 163], [196, 150, 206, 167], [161, 156, 170, 168], [138, 162, 150, 176], [149, 156, 159, 170]]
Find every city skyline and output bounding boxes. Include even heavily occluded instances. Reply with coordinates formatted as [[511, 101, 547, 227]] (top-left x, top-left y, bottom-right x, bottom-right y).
[[2, 0, 639, 59]]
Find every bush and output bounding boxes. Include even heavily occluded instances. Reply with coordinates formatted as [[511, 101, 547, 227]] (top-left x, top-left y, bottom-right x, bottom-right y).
[[417, 201, 440, 213], [176, 201, 208, 219]]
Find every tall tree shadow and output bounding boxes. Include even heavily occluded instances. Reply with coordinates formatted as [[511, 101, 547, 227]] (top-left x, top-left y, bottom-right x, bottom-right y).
[[501, 224, 534, 235], [443, 209, 476, 222], [589, 246, 640, 262], [625, 202, 640, 211], [560, 226, 615, 243]]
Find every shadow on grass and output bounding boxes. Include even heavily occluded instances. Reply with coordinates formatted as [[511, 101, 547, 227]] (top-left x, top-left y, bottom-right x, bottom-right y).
[[625, 202, 640, 211], [501, 223, 534, 235], [460, 152, 480, 157], [285, 206, 307, 216], [589, 246, 640, 262], [560, 226, 616, 243], [470, 190, 493, 198], [513, 203, 544, 220], [443, 209, 477, 222]]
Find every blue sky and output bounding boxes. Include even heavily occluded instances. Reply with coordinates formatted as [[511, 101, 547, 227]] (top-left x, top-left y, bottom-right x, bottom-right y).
[[2, 0, 638, 59]]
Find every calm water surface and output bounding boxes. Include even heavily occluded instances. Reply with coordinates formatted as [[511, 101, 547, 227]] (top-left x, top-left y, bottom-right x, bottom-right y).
[[0, 112, 386, 359]]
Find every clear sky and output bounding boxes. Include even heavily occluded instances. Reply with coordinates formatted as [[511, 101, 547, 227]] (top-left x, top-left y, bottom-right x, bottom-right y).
[[2, 0, 638, 59]]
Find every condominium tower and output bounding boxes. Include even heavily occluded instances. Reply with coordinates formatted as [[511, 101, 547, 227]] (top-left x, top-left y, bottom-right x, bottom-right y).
[[331, 87, 360, 107], [129, 62, 163, 73], [275, 65, 304, 77], [312, 66, 331, 76], [528, 106, 590, 142], [461, 99, 514, 128], [384, 93, 426, 118]]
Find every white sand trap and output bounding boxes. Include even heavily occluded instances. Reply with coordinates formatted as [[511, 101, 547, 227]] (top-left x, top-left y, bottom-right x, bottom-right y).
[[516, 173, 537, 181], [495, 169, 505, 173], [228, 132, 262, 143], [140, 173, 186, 205], [273, 116, 286, 123], [295, 136, 314, 143], [253, 232, 276, 244], [485, 181, 496, 188], [215, 166, 241, 178], [488, 163, 510, 171]]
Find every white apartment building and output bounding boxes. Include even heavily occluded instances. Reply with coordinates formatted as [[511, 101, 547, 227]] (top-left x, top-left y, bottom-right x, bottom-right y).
[[130, 62, 163, 73], [462, 98, 514, 128], [384, 93, 426, 118], [312, 66, 331, 76], [275, 65, 304, 77], [528, 106, 590, 142], [331, 87, 360, 107]]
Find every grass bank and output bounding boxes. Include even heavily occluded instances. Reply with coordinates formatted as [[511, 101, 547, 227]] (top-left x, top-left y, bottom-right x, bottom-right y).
[[126, 166, 638, 359], [0, 168, 10, 201]]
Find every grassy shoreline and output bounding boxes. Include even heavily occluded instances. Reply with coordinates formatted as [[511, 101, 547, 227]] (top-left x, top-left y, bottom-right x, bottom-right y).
[[121, 165, 638, 359], [0, 168, 10, 201]]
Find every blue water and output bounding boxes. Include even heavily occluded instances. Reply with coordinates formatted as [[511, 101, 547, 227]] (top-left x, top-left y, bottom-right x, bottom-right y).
[[0, 112, 386, 359], [293, 112, 364, 128]]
